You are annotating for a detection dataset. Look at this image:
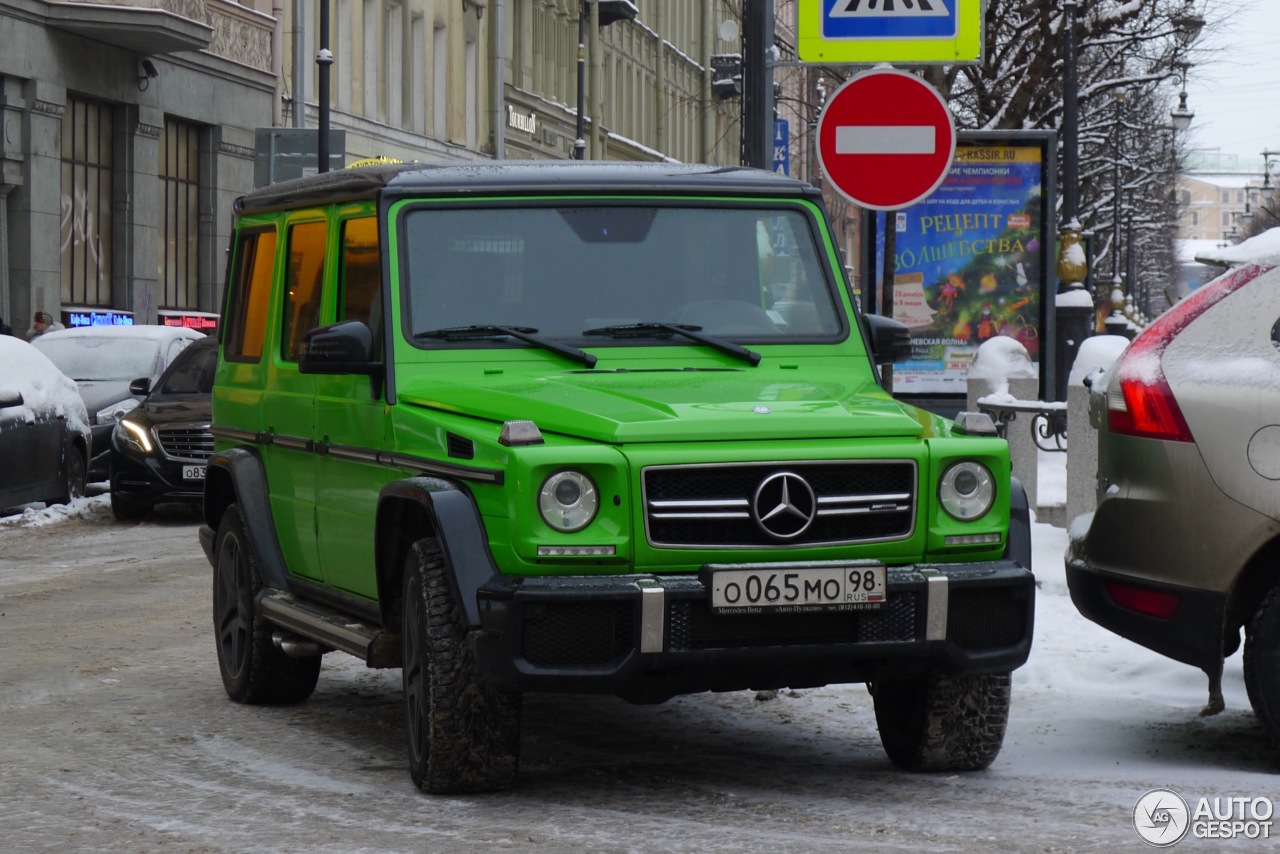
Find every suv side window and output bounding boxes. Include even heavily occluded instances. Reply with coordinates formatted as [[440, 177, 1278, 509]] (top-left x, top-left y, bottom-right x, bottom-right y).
[[223, 228, 277, 362], [282, 220, 328, 361], [340, 216, 380, 328]]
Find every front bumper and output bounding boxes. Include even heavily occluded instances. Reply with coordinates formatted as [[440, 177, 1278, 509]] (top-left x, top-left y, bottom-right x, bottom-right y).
[[110, 448, 205, 507], [472, 561, 1034, 703]]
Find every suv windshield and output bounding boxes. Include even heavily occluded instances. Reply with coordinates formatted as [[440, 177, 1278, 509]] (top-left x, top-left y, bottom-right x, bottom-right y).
[[401, 205, 844, 343], [157, 342, 217, 395]]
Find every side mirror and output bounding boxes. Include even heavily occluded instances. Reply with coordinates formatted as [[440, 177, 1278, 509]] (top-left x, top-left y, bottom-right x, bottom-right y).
[[299, 320, 383, 376], [0, 388, 24, 409], [129, 377, 151, 396], [861, 313, 913, 366]]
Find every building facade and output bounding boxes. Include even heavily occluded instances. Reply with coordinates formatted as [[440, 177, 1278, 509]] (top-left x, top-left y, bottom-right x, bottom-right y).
[[1, 0, 276, 333], [1176, 151, 1268, 243]]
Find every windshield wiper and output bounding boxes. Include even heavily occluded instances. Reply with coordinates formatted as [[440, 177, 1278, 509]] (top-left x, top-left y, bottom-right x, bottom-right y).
[[414, 325, 597, 368], [581, 322, 761, 367]]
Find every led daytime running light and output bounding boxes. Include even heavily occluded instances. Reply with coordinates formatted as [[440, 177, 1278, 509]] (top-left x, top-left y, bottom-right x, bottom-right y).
[[119, 418, 153, 453]]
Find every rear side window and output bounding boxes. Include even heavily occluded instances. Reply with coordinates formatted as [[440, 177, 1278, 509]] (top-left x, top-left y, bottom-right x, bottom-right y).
[[223, 228, 278, 362], [282, 220, 328, 361]]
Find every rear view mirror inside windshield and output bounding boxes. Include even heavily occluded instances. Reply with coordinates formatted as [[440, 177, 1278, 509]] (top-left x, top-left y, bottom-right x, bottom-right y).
[[559, 207, 656, 243]]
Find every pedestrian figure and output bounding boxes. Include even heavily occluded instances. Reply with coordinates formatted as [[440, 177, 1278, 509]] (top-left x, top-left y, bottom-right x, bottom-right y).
[[26, 311, 65, 341]]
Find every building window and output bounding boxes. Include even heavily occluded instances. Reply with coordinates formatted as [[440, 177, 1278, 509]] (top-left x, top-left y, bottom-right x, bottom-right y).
[[60, 97, 114, 307], [1223, 211, 1232, 226], [1221, 190, 1231, 204], [433, 23, 447, 138], [159, 118, 201, 310], [364, 0, 379, 119], [337, 0, 353, 112], [411, 13, 426, 133], [1190, 211, 1198, 226], [465, 38, 477, 149], [386, 3, 403, 126]]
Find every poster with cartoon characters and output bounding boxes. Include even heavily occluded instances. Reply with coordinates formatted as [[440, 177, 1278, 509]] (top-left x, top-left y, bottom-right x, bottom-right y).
[[873, 134, 1052, 397]]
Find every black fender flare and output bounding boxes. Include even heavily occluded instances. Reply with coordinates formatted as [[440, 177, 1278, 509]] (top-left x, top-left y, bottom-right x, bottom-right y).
[[375, 477, 497, 630], [203, 446, 291, 590], [1005, 475, 1032, 574]]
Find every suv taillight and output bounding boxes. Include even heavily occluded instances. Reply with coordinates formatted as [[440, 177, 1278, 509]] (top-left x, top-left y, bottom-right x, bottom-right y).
[[1107, 264, 1272, 442]]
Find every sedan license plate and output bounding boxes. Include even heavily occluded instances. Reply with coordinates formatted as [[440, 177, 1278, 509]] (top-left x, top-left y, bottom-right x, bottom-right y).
[[706, 563, 886, 614], [182, 464, 206, 481]]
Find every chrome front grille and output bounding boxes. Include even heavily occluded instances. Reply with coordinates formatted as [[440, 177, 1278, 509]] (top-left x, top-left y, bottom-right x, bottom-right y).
[[155, 423, 214, 462], [643, 460, 917, 548]]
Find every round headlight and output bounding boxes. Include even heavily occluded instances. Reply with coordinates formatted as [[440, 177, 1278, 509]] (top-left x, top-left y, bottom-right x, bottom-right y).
[[538, 470, 599, 532], [939, 461, 995, 520]]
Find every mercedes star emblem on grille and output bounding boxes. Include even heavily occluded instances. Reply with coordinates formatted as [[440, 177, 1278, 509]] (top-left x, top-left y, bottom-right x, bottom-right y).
[[752, 472, 817, 539]]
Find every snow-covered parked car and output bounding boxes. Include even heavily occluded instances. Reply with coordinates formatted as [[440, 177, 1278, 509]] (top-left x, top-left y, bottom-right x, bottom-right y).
[[1067, 227, 1280, 747], [32, 325, 204, 481], [0, 335, 92, 512]]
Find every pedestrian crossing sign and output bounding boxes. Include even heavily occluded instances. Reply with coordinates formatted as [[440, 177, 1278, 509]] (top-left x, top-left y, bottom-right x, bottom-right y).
[[797, 0, 983, 65]]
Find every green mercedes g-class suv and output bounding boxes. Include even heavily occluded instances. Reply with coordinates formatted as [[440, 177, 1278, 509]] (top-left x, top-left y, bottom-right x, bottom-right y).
[[201, 161, 1034, 794]]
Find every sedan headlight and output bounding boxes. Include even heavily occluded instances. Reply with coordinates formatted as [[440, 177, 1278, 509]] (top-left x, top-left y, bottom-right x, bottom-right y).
[[116, 416, 154, 454], [97, 398, 139, 425], [538, 470, 599, 532], [939, 461, 995, 521]]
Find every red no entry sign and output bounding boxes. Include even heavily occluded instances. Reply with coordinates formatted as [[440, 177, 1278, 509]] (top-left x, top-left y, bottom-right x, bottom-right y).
[[816, 68, 956, 211]]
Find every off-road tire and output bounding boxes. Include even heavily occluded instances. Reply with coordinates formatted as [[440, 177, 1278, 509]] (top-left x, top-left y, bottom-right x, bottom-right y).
[[402, 538, 520, 794], [1244, 584, 1280, 745], [873, 671, 1011, 771], [213, 504, 321, 704], [51, 446, 86, 506]]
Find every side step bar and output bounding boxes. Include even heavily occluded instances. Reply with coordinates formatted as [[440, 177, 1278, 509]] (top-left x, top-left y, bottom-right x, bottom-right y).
[[259, 590, 402, 668]]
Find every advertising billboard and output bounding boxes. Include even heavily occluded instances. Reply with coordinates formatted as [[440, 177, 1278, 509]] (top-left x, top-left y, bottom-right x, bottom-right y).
[[871, 131, 1056, 401]]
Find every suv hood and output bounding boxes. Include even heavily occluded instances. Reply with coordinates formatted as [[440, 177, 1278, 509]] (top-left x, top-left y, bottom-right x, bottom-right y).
[[398, 366, 924, 443]]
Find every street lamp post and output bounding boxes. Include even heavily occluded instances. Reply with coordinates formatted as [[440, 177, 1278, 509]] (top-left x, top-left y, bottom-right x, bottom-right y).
[[573, 1, 587, 160], [1110, 89, 1126, 283], [572, 1, 636, 161], [1263, 150, 1280, 190], [1060, 0, 1080, 229], [1170, 60, 1194, 132], [1052, 0, 1094, 400]]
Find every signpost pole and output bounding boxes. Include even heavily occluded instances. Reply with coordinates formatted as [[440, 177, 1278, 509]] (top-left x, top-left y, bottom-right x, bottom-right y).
[[742, 0, 773, 169]]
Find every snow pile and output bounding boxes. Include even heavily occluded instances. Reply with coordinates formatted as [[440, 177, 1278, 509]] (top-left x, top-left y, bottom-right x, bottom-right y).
[[1194, 226, 1280, 267], [1068, 334, 1129, 387], [0, 336, 91, 437], [0, 494, 109, 528]]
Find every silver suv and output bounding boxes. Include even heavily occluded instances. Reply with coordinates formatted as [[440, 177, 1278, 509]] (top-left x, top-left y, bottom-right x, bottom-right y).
[[1067, 258, 1280, 745]]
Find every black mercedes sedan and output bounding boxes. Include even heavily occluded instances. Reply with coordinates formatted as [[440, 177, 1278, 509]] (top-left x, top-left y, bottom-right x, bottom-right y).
[[108, 335, 216, 521]]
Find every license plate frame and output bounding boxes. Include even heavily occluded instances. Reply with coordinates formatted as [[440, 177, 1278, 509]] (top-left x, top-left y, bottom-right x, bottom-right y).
[[702, 561, 887, 615], [182, 464, 206, 481]]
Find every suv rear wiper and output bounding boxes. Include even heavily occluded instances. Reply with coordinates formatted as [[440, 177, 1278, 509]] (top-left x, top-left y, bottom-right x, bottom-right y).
[[581, 322, 761, 367], [414, 325, 597, 368]]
